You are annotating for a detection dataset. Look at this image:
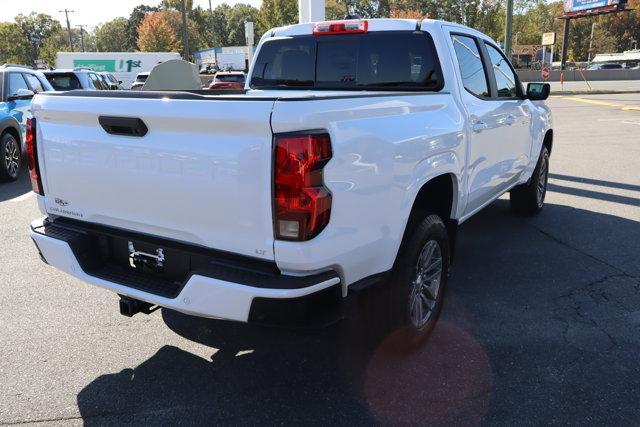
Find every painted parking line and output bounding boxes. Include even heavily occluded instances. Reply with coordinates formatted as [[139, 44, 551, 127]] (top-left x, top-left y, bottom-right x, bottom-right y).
[[561, 96, 640, 110]]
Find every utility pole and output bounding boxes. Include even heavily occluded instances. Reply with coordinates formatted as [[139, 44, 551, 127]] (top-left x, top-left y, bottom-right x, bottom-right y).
[[76, 25, 86, 52], [180, 0, 190, 60], [561, 18, 570, 70], [588, 22, 596, 63], [208, 0, 214, 46], [504, 0, 514, 59], [59, 9, 74, 52]]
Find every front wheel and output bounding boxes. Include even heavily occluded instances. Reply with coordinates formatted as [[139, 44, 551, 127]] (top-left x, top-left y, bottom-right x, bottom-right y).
[[0, 133, 21, 182], [510, 146, 549, 215]]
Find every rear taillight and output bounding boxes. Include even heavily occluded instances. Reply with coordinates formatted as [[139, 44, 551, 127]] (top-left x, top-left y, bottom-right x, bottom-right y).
[[274, 133, 332, 241], [313, 20, 368, 36], [26, 117, 43, 195]]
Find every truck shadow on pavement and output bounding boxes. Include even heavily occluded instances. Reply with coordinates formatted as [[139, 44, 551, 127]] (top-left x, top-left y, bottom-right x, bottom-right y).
[[0, 168, 31, 202], [76, 200, 640, 425]]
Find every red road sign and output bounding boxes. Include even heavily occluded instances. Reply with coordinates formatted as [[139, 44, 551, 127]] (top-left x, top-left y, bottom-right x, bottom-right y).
[[542, 68, 550, 80]]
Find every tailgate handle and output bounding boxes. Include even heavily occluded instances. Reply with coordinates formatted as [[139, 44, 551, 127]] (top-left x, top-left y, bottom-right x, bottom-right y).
[[98, 116, 148, 137]]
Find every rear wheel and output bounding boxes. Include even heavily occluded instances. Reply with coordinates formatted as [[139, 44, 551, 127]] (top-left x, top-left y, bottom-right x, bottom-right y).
[[510, 146, 549, 215], [391, 214, 450, 348], [0, 133, 21, 182]]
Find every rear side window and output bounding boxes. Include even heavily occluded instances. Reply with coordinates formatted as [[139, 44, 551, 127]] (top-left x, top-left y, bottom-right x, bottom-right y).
[[36, 75, 54, 92], [450, 35, 489, 98], [45, 73, 82, 90], [24, 73, 46, 93], [251, 31, 443, 91]]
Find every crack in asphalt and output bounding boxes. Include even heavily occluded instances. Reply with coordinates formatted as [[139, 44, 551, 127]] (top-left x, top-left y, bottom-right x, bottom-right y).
[[532, 224, 640, 353], [532, 224, 639, 280]]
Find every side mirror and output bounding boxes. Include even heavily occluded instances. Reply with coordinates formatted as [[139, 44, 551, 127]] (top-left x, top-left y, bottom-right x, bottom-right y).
[[526, 82, 550, 101], [118, 80, 123, 84], [8, 88, 35, 101]]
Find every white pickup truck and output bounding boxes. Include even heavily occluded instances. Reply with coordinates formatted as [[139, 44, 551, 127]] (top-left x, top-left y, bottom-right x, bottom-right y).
[[29, 19, 552, 344]]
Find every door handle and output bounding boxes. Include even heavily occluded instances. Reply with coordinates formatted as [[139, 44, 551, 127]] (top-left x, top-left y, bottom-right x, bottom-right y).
[[98, 116, 148, 137], [472, 120, 488, 133]]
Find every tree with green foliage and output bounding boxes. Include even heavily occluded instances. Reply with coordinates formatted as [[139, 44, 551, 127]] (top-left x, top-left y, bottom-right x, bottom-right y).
[[257, 0, 298, 36], [210, 4, 232, 46], [14, 13, 62, 64], [0, 22, 32, 65], [226, 4, 259, 46], [96, 18, 130, 52]]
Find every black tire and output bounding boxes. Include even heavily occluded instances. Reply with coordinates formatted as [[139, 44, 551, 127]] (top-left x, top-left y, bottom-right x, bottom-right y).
[[0, 132, 21, 182], [389, 214, 450, 349], [510, 146, 549, 215]]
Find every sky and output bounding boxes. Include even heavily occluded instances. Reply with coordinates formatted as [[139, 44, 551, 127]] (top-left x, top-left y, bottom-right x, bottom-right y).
[[0, 0, 262, 29]]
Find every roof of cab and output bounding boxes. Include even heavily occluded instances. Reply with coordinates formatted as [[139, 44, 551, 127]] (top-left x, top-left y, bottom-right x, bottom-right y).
[[267, 18, 496, 45]]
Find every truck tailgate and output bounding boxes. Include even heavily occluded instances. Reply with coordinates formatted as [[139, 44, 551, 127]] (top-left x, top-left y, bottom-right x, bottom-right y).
[[32, 94, 277, 261]]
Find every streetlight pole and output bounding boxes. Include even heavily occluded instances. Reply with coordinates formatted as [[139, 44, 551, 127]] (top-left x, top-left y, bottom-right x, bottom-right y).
[[180, 0, 190, 60], [504, 0, 514, 59], [76, 25, 86, 52], [59, 9, 74, 52]]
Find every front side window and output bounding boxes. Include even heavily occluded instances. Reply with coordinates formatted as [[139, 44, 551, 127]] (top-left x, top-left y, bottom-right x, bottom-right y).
[[251, 31, 443, 91], [7, 73, 29, 96], [485, 43, 518, 98], [450, 34, 489, 98]]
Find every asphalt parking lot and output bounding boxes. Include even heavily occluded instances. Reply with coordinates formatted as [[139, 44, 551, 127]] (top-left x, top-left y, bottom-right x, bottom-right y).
[[1, 93, 639, 425]]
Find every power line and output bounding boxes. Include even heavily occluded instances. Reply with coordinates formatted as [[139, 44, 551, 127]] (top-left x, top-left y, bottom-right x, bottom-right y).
[[59, 9, 75, 52]]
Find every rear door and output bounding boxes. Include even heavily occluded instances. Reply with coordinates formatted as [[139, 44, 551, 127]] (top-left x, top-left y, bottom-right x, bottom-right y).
[[34, 94, 277, 261]]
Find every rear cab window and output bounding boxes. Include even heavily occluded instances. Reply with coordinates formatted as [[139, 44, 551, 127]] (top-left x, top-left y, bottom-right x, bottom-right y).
[[45, 73, 82, 91], [251, 31, 443, 91]]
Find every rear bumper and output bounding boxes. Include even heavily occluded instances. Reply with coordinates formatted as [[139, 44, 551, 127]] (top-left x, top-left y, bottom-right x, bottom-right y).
[[30, 217, 343, 326]]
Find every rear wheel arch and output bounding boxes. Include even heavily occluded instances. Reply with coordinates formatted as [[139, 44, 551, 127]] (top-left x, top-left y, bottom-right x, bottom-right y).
[[0, 118, 22, 149], [2, 126, 21, 147], [397, 173, 459, 266]]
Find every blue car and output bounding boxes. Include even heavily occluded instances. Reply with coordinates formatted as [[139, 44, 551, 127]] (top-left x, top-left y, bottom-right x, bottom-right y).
[[0, 64, 54, 182]]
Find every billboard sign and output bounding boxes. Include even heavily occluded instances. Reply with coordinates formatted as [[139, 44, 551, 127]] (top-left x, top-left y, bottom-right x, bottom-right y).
[[563, 0, 621, 13]]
